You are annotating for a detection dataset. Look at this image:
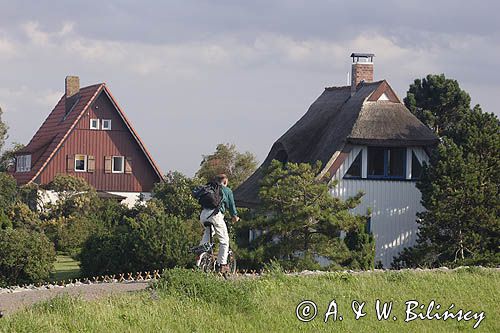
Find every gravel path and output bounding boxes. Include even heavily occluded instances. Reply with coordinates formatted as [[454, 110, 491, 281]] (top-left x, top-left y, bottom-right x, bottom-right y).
[[0, 282, 149, 316]]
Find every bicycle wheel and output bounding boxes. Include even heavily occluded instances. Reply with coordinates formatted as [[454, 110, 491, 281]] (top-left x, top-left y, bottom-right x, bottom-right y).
[[227, 251, 237, 275], [198, 252, 217, 273]]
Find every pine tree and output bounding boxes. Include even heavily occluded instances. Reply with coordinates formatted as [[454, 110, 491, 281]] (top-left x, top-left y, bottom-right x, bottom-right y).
[[250, 160, 374, 270], [394, 107, 500, 267], [404, 74, 470, 136]]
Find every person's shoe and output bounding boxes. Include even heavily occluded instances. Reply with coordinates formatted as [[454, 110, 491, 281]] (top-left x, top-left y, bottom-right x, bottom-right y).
[[220, 264, 230, 274], [216, 264, 230, 274]]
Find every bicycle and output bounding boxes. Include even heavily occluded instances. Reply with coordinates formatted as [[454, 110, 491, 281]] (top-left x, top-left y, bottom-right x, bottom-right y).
[[191, 220, 237, 277]]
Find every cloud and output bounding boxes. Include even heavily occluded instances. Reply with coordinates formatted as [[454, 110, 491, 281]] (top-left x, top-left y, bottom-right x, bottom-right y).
[[22, 21, 50, 46], [0, 3, 499, 175], [0, 33, 17, 57]]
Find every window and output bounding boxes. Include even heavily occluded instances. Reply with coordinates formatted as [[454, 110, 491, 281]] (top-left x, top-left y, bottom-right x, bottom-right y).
[[102, 119, 112, 130], [90, 119, 99, 130], [16, 155, 31, 172], [387, 148, 406, 177], [112, 156, 124, 173], [367, 147, 385, 176], [411, 151, 423, 180], [345, 151, 362, 178], [75, 154, 87, 172], [367, 147, 406, 179]]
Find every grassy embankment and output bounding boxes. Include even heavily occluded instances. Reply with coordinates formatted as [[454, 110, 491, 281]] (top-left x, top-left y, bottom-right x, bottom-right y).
[[1, 267, 498, 332]]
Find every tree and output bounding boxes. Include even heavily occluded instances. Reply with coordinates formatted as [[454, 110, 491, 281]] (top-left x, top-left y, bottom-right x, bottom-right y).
[[404, 74, 471, 136], [0, 172, 18, 229], [41, 175, 101, 254], [152, 171, 204, 220], [0, 143, 25, 172], [0, 106, 8, 152], [0, 172, 18, 211], [0, 228, 56, 286], [249, 160, 374, 270], [394, 107, 500, 267], [196, 143, 258, 188], [43, 174, 98, 218]]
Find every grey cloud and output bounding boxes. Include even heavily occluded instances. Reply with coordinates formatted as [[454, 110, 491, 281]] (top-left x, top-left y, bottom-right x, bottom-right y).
[[0, 1, 498, 176]]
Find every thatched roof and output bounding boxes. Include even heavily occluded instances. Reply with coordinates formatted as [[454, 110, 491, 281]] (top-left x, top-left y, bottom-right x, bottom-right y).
[[234, 80, 438, 208]]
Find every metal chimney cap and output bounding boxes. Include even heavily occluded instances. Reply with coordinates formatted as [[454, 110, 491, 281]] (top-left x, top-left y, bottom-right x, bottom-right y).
[[350, 53, 375, 58]]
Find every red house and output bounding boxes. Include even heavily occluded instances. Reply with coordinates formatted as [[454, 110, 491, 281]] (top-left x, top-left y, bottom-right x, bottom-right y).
[[12, 76, 163, 205]]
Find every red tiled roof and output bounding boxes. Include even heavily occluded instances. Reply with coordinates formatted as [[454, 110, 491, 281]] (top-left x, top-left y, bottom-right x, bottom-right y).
[[14, 83, 163, 185]]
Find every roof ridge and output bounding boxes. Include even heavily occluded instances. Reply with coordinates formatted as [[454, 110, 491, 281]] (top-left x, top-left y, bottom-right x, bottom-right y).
[[325, 80, 385, 91]]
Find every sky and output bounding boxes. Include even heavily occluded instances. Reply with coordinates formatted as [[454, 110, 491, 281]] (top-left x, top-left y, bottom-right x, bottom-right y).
[[1, 0, 498, 176]]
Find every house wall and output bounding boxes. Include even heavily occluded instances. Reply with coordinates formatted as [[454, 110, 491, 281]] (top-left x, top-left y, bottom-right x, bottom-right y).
[[37, 92, 160, 192], [38, 190, 152, 209], [330, 146, 429, 267]]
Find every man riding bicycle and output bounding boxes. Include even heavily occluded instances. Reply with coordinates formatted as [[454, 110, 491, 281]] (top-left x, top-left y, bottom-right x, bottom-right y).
[[198, 174, 239, 274]]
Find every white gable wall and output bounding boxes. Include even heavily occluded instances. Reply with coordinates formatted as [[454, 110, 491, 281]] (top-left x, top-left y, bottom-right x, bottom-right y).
[[330, 146, 428, 267]]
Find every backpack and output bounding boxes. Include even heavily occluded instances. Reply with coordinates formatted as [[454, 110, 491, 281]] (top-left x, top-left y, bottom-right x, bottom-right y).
[[192, 182, 223, 210]]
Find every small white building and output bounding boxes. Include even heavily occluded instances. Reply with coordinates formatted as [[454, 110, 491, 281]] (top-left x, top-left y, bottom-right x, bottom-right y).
[[235, 53, 438, 267]]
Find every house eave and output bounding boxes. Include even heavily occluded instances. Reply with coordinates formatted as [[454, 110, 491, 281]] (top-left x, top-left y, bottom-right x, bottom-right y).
[[346, 137, 439, 147]]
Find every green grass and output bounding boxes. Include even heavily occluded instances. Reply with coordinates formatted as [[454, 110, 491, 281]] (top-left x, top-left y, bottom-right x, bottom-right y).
[[49, 255, 81, 282], [1, 268, 499, 332]]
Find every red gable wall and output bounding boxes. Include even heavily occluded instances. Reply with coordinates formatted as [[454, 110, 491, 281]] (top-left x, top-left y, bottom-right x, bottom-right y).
[[35, 91, 161, 192]]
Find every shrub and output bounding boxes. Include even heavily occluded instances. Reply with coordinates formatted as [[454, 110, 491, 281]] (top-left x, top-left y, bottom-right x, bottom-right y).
[[80, 213, 198, 276], [0, 228, 55, 286]]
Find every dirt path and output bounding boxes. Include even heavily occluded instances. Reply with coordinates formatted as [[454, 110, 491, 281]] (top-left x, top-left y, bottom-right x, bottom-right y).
[[0, 282, 149, 316]]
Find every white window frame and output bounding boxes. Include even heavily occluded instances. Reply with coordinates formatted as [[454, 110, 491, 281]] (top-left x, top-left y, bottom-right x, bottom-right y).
[[112, 156, 125, 173], [102, 119, 112, 130], [74, 154, 87, 172], [90, 118, 100, 130], [16, 155, 31, 172]]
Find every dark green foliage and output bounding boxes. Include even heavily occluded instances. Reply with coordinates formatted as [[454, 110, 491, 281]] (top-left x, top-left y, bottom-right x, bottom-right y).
[[0, 210, 12, 229], [0, 172, 18, 211], [0, 172, 18, 229], [152, 268, 254, 312], [152, 171, 203, 220], [248, 160, 373, 270], [196, 143, 258, 188], [344, 228, 376, 269], [0, 143, 24, 172], [0, 107, 7, 153], [0, 228, 56, 286], [80, 204, 198, 276], [404, 74, 470, 136], [40, 175, 113, 254], [7, 202, 41, 231], [394, 106, 500, 268]]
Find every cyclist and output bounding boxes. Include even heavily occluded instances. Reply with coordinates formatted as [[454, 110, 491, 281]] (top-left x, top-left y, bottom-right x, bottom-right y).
[[199, 174, 239, 273]]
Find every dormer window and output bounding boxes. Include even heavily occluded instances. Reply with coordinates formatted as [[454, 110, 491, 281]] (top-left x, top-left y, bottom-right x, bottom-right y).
[[367, 147, 406, 179], [16, 155, 31, 172], [345, 151, 362, 178], [102, 119, 112, 130], [90, 118, 99, 130]]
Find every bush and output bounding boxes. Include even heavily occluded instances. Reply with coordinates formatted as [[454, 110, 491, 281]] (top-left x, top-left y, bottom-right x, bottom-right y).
[[0, 228, 55, 286], [80, 213, 199, 276]]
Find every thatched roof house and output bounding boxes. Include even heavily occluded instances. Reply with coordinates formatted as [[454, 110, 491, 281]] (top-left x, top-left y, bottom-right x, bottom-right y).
[[235, 66, 437, 208]]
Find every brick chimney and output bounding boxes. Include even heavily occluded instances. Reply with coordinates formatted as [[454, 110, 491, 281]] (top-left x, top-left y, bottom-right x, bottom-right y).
[[350, 53, 374, 96], [65, 76, 80, 114]]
